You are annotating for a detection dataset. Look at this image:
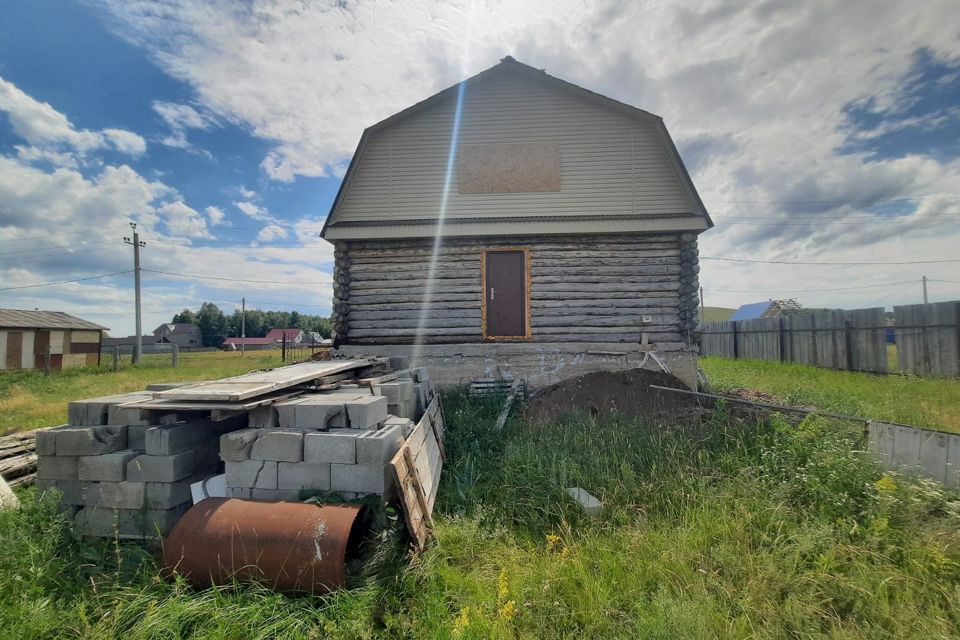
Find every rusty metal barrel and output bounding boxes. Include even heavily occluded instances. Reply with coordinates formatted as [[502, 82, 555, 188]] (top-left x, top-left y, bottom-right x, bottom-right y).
[[162, 498, 366, 594]]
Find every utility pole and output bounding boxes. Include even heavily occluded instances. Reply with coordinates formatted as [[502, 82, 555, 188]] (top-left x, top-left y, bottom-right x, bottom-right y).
[[123, 222, 146, 365], [922, 275, 928, 305], [241, 297, 246, 358]]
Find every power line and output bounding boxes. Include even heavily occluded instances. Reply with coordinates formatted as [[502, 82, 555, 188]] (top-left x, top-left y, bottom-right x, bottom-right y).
[[0, 269, 133, 291], [701, 256, 960, 266], [141, 268, 329, 285]]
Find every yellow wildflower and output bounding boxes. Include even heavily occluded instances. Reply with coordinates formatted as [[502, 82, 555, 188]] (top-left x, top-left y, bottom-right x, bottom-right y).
[[452, 607, 471, 636], [560, 546, 570, 560], [545, 534, 562, 552], [875, 474, 898, 493], [499, 600, 517, 620], [497, 568, 509, 600]]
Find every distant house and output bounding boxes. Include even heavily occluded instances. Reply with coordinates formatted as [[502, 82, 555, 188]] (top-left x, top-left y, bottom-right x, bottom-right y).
[[0, 309, 106, 371], [729, 299, 803, 321], [153, 323, 202, 347], [222, 328, 305, 350]]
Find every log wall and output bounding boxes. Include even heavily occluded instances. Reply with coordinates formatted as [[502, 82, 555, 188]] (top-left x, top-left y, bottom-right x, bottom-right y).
[[332, 233, 701, 346]]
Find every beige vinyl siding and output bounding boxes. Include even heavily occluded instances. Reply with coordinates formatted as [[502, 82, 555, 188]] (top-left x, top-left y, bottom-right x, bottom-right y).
[[341, 235, 684, 346], [335, 71, 697, 224]]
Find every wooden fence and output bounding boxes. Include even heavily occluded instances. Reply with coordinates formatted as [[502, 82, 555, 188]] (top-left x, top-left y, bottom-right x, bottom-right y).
[[699, 300, 960, 376]]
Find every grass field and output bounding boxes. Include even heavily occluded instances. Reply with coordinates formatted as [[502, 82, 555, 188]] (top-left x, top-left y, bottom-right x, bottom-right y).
[[0, 351, 284, 434], [701, 357, 960, 433], [2, 393, 960, 638]]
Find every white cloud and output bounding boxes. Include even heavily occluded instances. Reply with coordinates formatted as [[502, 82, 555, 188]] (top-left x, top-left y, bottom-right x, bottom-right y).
[[256, 223, 288, 242], [204, 205, 225, 224], [151, 100, 216, 149], [158, 200, 213, 239], [103, 128, 147, 155], [0, 75, 146, 160]]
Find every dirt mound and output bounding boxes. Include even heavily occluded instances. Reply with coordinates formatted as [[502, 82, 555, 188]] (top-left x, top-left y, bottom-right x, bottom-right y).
[[522, 368, 696, 424]]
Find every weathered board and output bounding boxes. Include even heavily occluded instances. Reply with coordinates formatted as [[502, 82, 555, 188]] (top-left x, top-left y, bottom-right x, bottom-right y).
[[390, 395, 445, 549], [152, 359, 375, 401], [895, 301, 959, 377]]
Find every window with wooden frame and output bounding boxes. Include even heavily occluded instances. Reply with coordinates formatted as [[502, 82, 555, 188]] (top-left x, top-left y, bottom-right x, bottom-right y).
[[480, 247, 532, 340]]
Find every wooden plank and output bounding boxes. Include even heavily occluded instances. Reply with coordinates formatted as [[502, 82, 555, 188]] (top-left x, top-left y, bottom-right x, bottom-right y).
[[153, 360, 374, 401], [125, 389, 303, 411]]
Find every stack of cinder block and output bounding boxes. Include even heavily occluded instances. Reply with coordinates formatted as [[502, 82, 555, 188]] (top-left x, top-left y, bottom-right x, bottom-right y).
[[35, 392, 247, 538], [221, 389, 415, 501]]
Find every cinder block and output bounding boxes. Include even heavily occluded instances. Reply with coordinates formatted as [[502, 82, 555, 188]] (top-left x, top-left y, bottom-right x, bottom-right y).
[[411, 367, 429, 383], [98, 481, 146, 509], [145, 417, 245, 456], [251, 488, 303, 502], [413, 383, 427, 415], [278, 462, 331, 490], [126, 451, 195, 482], [274, 397, 309, 429], [566, 487, 604, 517], [36, 478, 99, 505], [330, 463, 390, 494], [388, 356, 410, 370], [388, 399, 416, 420], [69, 392, 151, 426], [249, 405, 279, 429], [251, 430, 304, 462], [35, 425, 69, 456], [225, 460, 278, 489], [228, 487, 252, 499], [385, 416, 415, 439], [127, 425, 151, 451], [55, 425, 127, 456], [37, 456, 79, 480], [293, 401, 344, 430], [219, 428, 262, 461], [78, 450, 140, 481], [303, 430, 363, 464], [356, 423, 405, 465], [107, 403, 150, 426], [376, 379, 414, 404], [73, 504, 189, 539], [345, 395, 388, 429]]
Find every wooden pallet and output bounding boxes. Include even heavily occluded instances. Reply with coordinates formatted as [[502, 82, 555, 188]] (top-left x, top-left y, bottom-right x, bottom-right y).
[[390, 395, 445, 549]]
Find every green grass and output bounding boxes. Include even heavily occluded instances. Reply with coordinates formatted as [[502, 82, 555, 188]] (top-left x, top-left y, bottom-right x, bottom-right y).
[[0, 350, 284, 434], [3, 393, 960, 638], [701, 357, 960, 434]]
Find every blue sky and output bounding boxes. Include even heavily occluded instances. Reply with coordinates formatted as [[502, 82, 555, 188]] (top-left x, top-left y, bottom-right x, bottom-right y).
[[1, 1, 958, 335]]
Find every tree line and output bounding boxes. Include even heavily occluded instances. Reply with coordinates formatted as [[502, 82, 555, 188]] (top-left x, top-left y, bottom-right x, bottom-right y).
[[171, 302, 332, 347]]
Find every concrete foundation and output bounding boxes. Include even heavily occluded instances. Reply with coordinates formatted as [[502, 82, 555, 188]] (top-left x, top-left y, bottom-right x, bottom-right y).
[[336, 342, 699, 390]]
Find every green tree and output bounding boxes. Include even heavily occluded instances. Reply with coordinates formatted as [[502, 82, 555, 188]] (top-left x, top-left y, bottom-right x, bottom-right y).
[[171, 308, 197, 324], [195, 302, 228, 347]]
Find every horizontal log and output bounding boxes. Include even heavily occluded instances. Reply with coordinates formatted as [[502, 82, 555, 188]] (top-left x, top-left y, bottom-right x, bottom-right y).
[[350, 277, 479, 290], [348, 236, 678, 253], [349, 308, 481, 321], [531, 332, 680, 343], [534, 289, 678, 300], [348, 286, 480, 297], [348, 292, 479, 303], [349, 318, 481, 330], [347, 327, 484, 338], [532, 302, 678, 312], [531, 274, 679, 284], [531, 282, 678, 293], [532, 316, 679, 327], [348, 301, 483, 311], [532, 297, 678, 308], [349, 245, 681, 261]]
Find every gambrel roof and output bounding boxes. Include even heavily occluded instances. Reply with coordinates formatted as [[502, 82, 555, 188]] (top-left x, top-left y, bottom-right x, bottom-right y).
[[322, 56, 712, 240]]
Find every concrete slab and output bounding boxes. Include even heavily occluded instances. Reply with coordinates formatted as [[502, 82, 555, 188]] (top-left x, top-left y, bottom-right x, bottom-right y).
[[566, 487, 603, 517]]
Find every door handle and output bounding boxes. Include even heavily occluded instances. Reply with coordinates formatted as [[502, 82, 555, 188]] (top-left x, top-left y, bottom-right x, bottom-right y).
[[489, 287, 496, 301]]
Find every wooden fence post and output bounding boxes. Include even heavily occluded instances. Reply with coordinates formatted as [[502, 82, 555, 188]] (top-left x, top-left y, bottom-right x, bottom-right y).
[[844, 319, 854, 371], [281, 334, 287, 363], [43, 345, 51, 376], [810, 314, 819, 367], [172, 344, 179, 368], [732, 322, 739, 359], [778, 318, 787, 363]]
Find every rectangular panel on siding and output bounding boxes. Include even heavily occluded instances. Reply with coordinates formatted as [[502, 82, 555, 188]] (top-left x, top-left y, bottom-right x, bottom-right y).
[[62, 353, 87, 369], [459, 143, 560, 193], [21, 330, 35, 369], [71, 330, 101, 342], [50, 331, 65, 354]]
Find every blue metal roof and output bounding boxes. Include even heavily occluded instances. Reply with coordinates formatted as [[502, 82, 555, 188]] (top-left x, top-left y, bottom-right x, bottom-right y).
[[729, 301, 772, 321]]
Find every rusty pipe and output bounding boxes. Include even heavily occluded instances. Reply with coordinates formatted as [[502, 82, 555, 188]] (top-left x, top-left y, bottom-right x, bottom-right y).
[[162, 498, 366, 594]]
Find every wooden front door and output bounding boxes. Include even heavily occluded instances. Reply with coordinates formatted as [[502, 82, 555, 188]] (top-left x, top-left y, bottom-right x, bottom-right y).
[[483, 249, 528, 339], [5, 331, 22, 369]]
